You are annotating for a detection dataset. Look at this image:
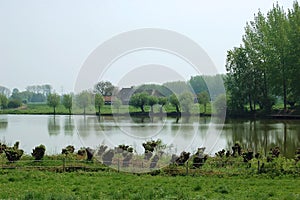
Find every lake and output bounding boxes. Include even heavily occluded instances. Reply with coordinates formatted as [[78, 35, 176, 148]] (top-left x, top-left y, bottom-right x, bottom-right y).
[[0, 114, 299, 158]]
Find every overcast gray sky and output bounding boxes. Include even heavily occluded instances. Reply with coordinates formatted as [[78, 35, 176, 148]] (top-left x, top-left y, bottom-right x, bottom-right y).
[[0, 0, 295, 93]]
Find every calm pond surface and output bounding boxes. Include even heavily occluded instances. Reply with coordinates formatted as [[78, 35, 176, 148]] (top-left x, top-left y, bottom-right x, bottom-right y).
[[0, 114, 299, 158]]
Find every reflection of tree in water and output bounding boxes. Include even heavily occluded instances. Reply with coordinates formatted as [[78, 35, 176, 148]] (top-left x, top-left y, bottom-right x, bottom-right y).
[[131, 116, 151, 124], [0, 121, 8, 130], [275, 121, 300, 158], [76, 116, 94, 139], [48, 116, 60, 136], [224, 119, 300, 158], [64, 116, 74, 136]]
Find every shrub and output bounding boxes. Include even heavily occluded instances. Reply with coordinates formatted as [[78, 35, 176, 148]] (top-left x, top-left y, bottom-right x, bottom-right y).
[[32, 144, 46, 160], [7, 99, 22, 109], [77, 148, 86, 156], [86, 147, 95, 161], [0, 142, 7, 154], [102, 149, 114, 166], [175, 151, 190, 166], [62, 145, 75, 155], [193, 148, 208, 168], [4, 141, 24, 162]]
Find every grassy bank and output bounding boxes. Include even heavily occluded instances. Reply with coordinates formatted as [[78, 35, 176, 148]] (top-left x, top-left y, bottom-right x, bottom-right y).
[[0, 103, 212, 116], [0, 169, 299, 199]]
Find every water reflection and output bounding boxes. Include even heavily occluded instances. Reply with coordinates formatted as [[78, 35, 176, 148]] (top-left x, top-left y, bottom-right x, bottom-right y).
[[0, 120, 8, 130], [223, 119, 300, 158], [0, 115, 299, 157], [64, 116, 74, 136], [48, 116, 60, 136]]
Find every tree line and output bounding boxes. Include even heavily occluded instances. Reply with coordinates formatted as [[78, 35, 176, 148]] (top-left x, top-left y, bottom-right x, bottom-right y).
[[1, 74, 224, 115], [226, 1, 300, 114]]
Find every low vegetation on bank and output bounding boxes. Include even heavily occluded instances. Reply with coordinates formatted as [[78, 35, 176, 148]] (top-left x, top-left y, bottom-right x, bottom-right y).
[[0, 141, 300, 199]]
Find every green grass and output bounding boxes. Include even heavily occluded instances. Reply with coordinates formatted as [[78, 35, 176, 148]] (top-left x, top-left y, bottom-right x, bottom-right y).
[[0, 103, 213, 115], [0, 169, 299, 199]]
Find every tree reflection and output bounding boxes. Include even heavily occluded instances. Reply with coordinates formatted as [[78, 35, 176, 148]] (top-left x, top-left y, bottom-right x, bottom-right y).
[[48, 116, 60, 136], [64, 116, 74, 136], [224, 119, 300, 158], [0, 121, 8, 130]]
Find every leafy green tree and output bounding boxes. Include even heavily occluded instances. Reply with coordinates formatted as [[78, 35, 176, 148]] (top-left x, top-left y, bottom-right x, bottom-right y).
[[0, 86, 10, 97], [129, 92, 149, 113], [47, 93, 60, 115], [62, 94, 73, 115], [163, 81, 192, 94], [179, 92, 194, 113], [287, 2, 300, 105], [197, 91, 210, 113], [0, 94, 8, 109], [95, 93, 104, 115], [158, 97, 168, 113], [189, 76, 208, 95], [76, 91, 91, 115], [113, 98, 122, 113], [94, 81, 115, 96], [169, 94, 180, 113], [147, 96, 158, 113], [213, 94, 227, 116]]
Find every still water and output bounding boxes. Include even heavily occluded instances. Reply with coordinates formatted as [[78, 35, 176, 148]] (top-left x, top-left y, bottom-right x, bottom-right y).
[[0, 114, 299, 158]]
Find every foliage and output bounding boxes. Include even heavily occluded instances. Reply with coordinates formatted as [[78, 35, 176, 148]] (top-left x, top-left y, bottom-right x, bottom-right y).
[[213, 94, 227, 116], [192, 148, 208, 168], [169, 94, 180, 113], [147, 95, 158, 113], [94, 81, 115, 96], [0, 94, 8, 109], [129, 92, 149, 113], [94, 93, 104, 114], [7, 99, 22, 108], [31, 144, 46, 160], [173, 151, 190, 166], [189, 76, 208, 95], [178, 92, 194, 113], [112, 97, 122, 113], [0, 86, 10, 97], [62, 145, 75, 155], [158, 97, 168, 113], [86, 147, 94, 161], [47, 93, 60, 115], [226, 2, 300, 113], [163, 81, 192, 94], [197, 91, 210, 113], [142, 139, 165, 153], [4, 141, 24, 162], [76, 91, 92, 115], [62, 94, 72, 114]]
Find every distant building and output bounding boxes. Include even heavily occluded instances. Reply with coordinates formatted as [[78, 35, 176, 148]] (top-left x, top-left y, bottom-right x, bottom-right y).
[[118, 87, 134, 105], [103, 96, 115, 105]]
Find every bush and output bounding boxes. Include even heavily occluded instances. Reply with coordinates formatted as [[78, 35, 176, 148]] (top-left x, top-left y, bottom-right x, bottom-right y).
[[62, 145, 75, 155], [32, 144, 46, 160], [4, 141, 24, 162], [7, 99, 22, 109], [0, 142, 7, 154], [86, 147, 95, 161]]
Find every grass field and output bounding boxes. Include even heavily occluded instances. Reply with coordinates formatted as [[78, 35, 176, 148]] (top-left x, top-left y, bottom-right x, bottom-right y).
[[0, 103, 212, 115], [0, 169, 299, 200]]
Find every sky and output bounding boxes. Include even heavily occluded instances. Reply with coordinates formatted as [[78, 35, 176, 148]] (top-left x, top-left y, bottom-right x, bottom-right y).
[[0, 0, 296, 94]]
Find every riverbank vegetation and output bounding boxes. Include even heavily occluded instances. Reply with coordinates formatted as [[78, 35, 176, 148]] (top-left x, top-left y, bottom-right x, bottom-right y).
[[0, 141, 300, 199], [226, 1, 300, 115]]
